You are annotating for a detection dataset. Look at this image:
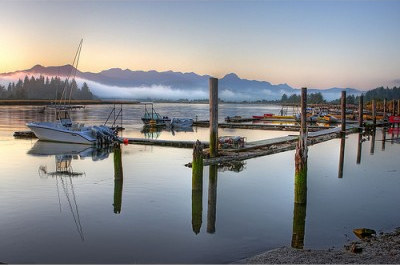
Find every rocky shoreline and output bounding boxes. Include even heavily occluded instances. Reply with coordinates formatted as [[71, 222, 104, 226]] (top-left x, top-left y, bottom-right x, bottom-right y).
[[239, 228, 400, 264]]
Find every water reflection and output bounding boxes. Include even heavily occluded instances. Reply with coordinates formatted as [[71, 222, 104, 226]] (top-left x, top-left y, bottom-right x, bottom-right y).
[[207, 165, 218, 234], [191, 161, 203, 234], [356, 133, 363, 164], [141, 126, 194, 139], [338, 136, 346, 179], [382, 127, 386, 151], [113, 144, 123, 214], [370, 128, 376, 155], [28, 141, 113, 240]]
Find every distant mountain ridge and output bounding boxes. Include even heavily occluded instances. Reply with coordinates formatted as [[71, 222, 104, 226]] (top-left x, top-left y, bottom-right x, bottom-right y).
[[0, 64, 363, 101]]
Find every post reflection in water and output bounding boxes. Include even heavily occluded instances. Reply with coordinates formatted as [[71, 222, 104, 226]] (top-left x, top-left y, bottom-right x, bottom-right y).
[[191, 161, 203, 235], [382, 128, 386, 151], [338, 135, 346, 179], [113, 144, 123, 214], [207, 165, 218, 234], [356, 133, 363, 164], [370, 129, 376, 155]]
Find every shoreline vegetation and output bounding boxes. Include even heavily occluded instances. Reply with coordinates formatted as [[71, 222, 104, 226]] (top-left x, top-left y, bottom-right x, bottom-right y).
[[239, 227, 400, 264]]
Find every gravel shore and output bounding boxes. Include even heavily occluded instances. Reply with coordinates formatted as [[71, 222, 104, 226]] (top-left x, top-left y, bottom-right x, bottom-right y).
[[238, 228, 400, 264]]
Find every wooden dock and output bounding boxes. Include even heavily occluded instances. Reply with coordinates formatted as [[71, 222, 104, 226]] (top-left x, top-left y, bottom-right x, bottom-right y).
[[193, 121, 335, 132]]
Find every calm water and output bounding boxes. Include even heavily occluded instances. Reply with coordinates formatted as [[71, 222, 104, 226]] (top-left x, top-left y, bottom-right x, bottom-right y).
[[0, 104, 399, 263]]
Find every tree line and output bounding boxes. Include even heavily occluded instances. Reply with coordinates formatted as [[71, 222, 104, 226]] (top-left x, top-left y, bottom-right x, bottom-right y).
[[0, 75, 95, 100]]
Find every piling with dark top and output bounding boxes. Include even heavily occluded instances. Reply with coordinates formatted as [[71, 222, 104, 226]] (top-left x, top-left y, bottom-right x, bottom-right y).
[[113, 144, 123, 214], [207, 165, 218, 234], [192, 140, 204, 234], [358, 95, 364, 128], [209, 77, 218, 158], [372, 100, 376, 125], [341, 91, 346, 133]]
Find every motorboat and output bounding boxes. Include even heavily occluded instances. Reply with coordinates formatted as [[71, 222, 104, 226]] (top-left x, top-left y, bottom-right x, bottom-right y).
[[141, 103, 171, 126]]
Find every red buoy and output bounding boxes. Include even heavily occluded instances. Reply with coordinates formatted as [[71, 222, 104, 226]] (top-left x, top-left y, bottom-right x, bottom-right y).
[[123, 138, 129, 145]]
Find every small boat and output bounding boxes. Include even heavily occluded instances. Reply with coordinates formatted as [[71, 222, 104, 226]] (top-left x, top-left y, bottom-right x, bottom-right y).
[[141, 103, 171, 126], [252, 115, 264, 119], [171, 118, 193, 128]]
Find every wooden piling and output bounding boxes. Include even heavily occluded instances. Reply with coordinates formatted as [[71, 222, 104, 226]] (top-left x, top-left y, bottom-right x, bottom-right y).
[[192, 140, 204, 234], [113, 144, 123, 214], [398, 100, 400, 117], [356, 133, 362, 164], [291, 201, 306, 249], [209, 77, 218, 158], [392, 100, 396, 116], [293, 84, 308, 250], [372, 100, 376, 125], [207, 165, 217, 234], [338, 135, 345, 179], [294, 87, 307, 204], [383, 98, 387, 121], [358, 95, 364, 128], [341, 91, 346, 133]]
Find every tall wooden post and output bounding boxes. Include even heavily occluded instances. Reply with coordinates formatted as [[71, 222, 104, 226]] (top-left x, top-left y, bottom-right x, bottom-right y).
[[383, 98, 387, 122], [372, 100, 376, 125], [356, 133, 362, 164], [113, 144, 123, 214], [295, 87, 308, 204], [397, 100, 400, 117], [207, 165, 218, 234], [192, 140, 204, 234], [358, 95, 364, 128], [293, 85, 308, 250], [209, 77, 218, 158], [341, 91, 346, 133], [338, 136, 346, 178]]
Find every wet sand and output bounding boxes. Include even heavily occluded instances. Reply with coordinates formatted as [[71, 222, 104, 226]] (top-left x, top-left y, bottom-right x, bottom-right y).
[[239, 228, 400, 264]]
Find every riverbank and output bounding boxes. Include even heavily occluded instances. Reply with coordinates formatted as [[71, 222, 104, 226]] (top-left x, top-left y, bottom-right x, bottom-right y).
[[239, 228, 400, 264]]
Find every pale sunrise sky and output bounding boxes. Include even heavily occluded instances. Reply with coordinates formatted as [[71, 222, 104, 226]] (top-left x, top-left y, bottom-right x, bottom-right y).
[[0, 0, 399, 90]]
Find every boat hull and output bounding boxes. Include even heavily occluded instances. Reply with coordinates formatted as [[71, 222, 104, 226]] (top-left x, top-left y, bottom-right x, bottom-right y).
[[27, 123, 96, 145]]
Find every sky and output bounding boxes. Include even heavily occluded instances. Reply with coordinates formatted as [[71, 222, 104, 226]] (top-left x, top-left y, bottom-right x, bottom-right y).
[[0, 0, 399, 90]]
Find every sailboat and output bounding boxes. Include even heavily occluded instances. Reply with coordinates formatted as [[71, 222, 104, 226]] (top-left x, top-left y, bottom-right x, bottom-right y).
[[27, 40, 117, 145]]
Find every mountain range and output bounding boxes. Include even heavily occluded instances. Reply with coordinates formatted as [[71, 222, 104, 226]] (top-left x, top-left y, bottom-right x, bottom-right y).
[[0, 64, 363, 101]]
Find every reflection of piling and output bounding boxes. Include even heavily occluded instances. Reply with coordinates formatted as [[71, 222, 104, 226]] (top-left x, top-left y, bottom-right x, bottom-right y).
[[358, 95, 364, 128], [192, 140, 204, 234], [207, 165, 218, 234], [398, 100, 400, 117], [295, 87, 308, 204], [113, 144, 123, 214], [341, 91, 346, 133], [293, 87, 308, 249], [356, 133, 362, 164], [372, 100, 376, 125], [370, 129, 376, 155], [209, 77, 219, 158], [382, 128, 386, 151], [338, 136, 346, 178]]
